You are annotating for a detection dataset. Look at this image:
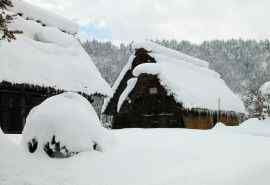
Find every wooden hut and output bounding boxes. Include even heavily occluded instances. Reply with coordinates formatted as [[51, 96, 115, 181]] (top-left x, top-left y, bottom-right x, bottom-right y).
[[0, 0, 112, 133], [102, 41, 246, 129]]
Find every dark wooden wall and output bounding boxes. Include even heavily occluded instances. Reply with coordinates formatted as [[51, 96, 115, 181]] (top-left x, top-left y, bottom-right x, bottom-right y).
[[0, 89, 48, 133], [113, 74, 185, 128], [0, 82, 96, 134]]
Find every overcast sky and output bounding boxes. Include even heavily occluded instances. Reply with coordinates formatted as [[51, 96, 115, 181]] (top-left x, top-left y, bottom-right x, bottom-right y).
[[25, 0, 270, 43]]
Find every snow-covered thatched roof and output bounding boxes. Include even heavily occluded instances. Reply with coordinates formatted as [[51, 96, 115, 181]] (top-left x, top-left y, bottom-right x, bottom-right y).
[[0, 0, 112, 97], [260, 81, 270, 96], [133, 42, 209, 68], [102, 41, 246, 113], [10, 0, 78, 34]]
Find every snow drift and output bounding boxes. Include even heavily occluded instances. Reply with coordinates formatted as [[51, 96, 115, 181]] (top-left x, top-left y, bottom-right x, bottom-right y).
[[22, 92, 113, 157], [2, 118, 270, 185]]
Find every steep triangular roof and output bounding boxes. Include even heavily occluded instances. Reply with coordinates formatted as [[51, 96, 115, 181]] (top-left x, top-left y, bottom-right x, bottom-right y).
[[102, 41, 246, 114], [0, 0, 112, 97]]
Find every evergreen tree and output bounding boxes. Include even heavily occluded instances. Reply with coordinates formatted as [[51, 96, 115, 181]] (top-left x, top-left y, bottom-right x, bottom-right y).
[[0, 0, 18, 41]]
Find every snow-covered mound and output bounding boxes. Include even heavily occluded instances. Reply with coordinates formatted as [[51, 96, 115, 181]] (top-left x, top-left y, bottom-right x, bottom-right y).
[[213, 122, 227, 129], [260, 81, 270, 96], [22, 92, 113, 157], [10, 0, 78, 34], [0, 10, 112, 97]]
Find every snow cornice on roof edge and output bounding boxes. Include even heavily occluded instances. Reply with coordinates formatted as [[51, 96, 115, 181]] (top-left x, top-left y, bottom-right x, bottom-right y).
[[10, 0, 79, 34]]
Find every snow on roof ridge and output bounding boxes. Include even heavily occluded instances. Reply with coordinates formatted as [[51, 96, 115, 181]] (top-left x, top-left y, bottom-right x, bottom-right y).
[[133, 41, 209, 68], [10, 0, 79, 34]]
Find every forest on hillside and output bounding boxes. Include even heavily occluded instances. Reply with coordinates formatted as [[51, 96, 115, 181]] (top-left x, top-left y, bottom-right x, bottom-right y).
[[82, 39, 270, 112]]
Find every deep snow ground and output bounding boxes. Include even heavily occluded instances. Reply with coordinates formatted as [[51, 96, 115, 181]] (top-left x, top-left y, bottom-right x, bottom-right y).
[[2, 118, 270, 185]]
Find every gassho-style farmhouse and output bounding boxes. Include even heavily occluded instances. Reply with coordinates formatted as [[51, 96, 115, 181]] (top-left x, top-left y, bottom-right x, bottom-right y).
[[102, 42, 246, 129], [0, 0, 112, 133]]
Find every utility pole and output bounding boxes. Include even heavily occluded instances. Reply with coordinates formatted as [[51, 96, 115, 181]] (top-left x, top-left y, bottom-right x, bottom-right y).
[[218, 97, 221, 122]]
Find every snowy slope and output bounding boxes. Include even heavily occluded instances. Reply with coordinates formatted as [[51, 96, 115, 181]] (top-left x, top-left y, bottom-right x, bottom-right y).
[[10, 0, 78, 34], [0, 9, 112, 97], [1, 118, 270, 185]]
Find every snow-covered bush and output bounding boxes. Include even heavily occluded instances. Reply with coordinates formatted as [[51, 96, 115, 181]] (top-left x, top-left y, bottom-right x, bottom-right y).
[[22, 92, 113, 158]]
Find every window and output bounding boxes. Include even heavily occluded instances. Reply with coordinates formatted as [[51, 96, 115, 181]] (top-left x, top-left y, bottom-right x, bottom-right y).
[[149, 87, 158, 94]]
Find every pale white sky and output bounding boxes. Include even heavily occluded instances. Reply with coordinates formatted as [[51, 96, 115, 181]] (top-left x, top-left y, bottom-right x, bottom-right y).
[[25, 0, 270, 43]]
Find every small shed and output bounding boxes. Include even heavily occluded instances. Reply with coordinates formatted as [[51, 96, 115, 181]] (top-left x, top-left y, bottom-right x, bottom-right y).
[[0, 0, 112, 133], [102, 41, 246, 129]]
